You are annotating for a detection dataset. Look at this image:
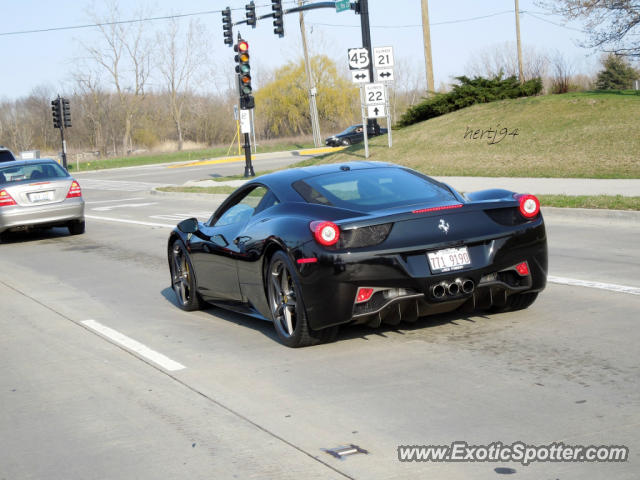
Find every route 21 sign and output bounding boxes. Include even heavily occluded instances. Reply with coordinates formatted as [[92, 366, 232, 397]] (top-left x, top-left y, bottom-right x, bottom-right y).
[[348, 48, 370, 70]]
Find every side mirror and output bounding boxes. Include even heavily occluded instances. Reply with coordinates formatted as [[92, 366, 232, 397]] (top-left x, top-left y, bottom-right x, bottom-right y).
[[177, 217, 199, 234]]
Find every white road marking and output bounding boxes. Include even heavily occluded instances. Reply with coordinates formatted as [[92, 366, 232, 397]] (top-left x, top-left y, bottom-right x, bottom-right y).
[[85, 197, 145, 204], [548, 276, 640, 296], [85, 215, 174, 228], [149, 212, 212, 221], [92, 202, 157, 212], [82, 319, 186, 371], [78, 179, 168, 191]]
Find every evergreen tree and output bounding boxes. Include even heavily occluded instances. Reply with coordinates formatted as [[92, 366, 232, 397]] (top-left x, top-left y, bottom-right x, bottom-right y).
[[595, 54, 638, 90]]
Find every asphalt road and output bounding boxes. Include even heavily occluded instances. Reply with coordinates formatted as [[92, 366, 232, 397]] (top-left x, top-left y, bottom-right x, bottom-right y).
[[1, 160, 639, 480]]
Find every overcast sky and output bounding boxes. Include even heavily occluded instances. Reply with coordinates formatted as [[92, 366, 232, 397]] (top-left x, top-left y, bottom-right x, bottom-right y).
[[1, 0, 598, 99]]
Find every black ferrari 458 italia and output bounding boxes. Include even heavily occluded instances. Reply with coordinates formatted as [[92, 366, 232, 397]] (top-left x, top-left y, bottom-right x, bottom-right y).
[[167, 162, 547, 347]]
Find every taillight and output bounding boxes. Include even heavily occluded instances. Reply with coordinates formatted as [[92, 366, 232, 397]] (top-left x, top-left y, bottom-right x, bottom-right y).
[[356, 287, 375, 303], [310, 221, 340, 246], [0, 189, 17, 207], [515, 261, 529, 276], [66, 181, 82, 198], [514, 194, 540, 218]]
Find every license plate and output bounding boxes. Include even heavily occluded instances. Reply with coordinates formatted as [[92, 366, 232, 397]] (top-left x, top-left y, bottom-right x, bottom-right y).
[[28, 191, 54, 203], [428, 247, 471, 273]]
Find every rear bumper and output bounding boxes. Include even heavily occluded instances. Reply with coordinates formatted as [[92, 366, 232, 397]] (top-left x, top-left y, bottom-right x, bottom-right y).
[[0, 199, 85, 233], [295, 222, 548, 330]]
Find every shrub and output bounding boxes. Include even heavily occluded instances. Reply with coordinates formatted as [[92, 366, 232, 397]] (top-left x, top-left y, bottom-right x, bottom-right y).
[[396, 75, 542, 128]]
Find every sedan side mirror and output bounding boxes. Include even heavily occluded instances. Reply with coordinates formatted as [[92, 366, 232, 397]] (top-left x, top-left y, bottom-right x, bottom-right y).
[[177, 217, 199, 234]]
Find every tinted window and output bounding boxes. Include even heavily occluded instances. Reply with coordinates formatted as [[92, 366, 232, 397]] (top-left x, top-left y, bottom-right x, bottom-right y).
[[0, 162, 69, 185], [212, 186, 278, 227], [293, 168, 455, 212], [0, 150, 15, 162]]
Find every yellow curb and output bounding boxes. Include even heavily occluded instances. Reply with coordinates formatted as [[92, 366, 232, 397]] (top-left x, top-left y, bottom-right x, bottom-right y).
[[167, 156, 244, 169], [297, 146, 346, 155]]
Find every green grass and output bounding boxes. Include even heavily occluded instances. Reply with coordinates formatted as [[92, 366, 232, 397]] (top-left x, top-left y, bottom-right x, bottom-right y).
[[207, 170, 274, 182], [294, 91, 640, 179], [539, 194, 640, 210], [67, 141, 313, 172]]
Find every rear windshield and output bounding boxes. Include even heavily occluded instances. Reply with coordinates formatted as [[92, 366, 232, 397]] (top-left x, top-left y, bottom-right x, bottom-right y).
[[0, 150, 15, 162], [0, 162, 69, 185], [292, 167, 456, 212]]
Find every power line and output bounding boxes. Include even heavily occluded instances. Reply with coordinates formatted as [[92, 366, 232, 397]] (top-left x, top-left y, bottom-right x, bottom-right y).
[[308, 10, 515, 29], [522, 11, 587, 33], [0, 3, 283, 37]]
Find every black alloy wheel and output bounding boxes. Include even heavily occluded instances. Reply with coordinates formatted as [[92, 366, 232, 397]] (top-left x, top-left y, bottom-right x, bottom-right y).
[[266, 251, 338, 347], [170, 240, 203, 311]]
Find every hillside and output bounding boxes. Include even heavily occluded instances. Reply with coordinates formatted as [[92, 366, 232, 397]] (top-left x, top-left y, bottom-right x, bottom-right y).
[[294, 91, 640, 178]]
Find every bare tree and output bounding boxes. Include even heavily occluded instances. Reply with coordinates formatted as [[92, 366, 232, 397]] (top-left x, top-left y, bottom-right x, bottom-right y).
[[155, 18, 210, 151], [465, 42, 549, 80], [549, 51, 575, 93], [536, 0, 640, 57], [84, 1, 152, 155]]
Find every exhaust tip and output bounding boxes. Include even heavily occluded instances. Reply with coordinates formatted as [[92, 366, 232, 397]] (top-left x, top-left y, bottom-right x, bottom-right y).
[[447, 282, 460, 296], [432, 283, 446, 298], [462, 279, 475, 294]]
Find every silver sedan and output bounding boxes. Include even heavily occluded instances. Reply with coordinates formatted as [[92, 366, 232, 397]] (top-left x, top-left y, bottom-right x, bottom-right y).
[[0, 159, 85, 240]]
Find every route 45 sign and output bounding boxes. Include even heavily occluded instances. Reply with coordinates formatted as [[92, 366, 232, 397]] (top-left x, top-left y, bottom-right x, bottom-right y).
[[348, 48, 369, 70]]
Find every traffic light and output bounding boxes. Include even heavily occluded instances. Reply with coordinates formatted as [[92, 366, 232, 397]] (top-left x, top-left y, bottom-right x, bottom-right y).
[[62, 98, 71, 128], [51, 98, 61, 129], [222, 7, 233, 46], [272, 0, 284, 37], [235, 40, 251, 95], [234, 39, 254, 109], [245, 1, 256, 28]]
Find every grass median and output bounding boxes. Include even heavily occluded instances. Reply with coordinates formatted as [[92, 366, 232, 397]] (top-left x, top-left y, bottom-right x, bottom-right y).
[[67, 142, 312, 172]]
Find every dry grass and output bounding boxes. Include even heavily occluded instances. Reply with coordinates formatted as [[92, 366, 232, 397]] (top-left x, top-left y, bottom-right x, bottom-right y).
[[295, 91, 640, 178]]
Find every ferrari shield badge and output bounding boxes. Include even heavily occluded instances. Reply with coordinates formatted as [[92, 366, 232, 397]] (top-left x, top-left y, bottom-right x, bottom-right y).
[[438, 219, 450, 234]]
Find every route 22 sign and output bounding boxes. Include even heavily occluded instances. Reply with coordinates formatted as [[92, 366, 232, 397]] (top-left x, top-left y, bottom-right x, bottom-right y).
[[348, 48, 370, 70]]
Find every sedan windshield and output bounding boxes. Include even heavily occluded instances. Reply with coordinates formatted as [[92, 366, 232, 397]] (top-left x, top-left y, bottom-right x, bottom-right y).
[[0, 162, 69, 185], [292, 167, 456, 212], [337, 125, 360, 136]]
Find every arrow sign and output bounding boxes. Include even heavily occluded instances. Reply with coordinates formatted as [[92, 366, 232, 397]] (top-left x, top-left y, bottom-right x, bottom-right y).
[[376, 68, 395, 83], [367, 105, 386, 118], [351, 69, 370, 83]]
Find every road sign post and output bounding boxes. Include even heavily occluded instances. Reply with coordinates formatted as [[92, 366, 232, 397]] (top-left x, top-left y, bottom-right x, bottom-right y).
[[360, 86, 369, 159]]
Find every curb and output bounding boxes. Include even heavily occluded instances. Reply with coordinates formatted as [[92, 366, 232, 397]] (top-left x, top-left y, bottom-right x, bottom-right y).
[[149, 188, 230, 202]]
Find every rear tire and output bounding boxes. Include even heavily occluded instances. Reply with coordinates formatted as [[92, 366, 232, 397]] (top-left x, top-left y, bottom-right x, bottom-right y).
[[266, 251, 339, 347], [0, 231, 10, 243], [68, 220, 86, 235], [491, 292, 539, 313], [170, 239, 204, 311]]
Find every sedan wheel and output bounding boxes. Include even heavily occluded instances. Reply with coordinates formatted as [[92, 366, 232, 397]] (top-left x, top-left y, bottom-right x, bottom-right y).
[[266, 251, 338, 347], [170, 240, 203, 311]]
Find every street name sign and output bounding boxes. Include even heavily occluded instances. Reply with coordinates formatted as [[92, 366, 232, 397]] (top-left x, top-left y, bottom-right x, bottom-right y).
[[348, 47, 370, 70], [335, 0, 350, 12]]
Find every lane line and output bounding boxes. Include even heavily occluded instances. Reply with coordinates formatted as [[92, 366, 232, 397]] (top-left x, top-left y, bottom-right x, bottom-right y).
[[85, 214, 174, 228], [85, 197, 144, 204], [82, 320, 186, 371], [548, 275, 640, 296]]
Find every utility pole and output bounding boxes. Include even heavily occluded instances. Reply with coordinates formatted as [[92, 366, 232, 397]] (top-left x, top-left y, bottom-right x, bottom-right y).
[[421, 0, 435, 95], [298, 0, 322, 147], [514, 0, 525, 84]]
